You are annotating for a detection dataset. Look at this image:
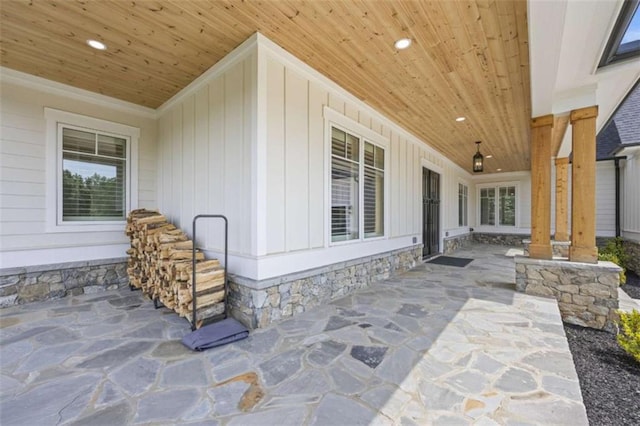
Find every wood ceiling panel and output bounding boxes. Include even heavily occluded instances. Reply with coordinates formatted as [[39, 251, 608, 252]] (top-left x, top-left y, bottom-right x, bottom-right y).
[[0, 0, 531, 172]]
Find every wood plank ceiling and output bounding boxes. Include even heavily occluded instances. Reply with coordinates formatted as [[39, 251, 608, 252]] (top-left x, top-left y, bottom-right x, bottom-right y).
[[0, 0, 531, 172]]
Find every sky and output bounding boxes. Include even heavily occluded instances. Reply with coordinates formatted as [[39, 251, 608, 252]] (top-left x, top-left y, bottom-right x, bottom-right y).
[[64, 159, 117, 179], [621, 7, 640, 44]]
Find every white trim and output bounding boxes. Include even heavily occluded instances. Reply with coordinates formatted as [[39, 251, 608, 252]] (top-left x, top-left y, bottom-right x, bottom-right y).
[[420, 157, 444, 175], [324, 107, 389, 148], [617, 145, 640, 157], [446, 227, 471, 238], [325, 109, 390, 247], [44, 108, 139, 233], [205, 236, 417, 282], [156, 34, 259, 115], [0, 67, 156, 119], [420, 158, 445, 254], [0, 244, 129, 269], [255, 43, 268, 257], [257, 33, 473, 180], [476, 181, 521, 228], [457, 180, 469, 228]]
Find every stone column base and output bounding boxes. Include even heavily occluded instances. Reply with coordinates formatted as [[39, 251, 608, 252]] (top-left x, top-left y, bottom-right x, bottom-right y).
[[515, 256, 621, 331]]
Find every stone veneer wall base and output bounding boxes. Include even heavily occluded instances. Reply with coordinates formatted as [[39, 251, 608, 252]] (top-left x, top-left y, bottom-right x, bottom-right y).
[[443, 234, 473, 254], [472, 233, 529, 247], [228, 245, 422, 329], [515, 256, 621, 332], [0, 258, 129, 308]]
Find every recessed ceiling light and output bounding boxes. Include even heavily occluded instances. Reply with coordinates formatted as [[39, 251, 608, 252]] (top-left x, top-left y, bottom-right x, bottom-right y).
[[486, 155, 493, 158], [455, 117, 466, 122], [87, 39, 107, 50], [394, 38, 412, 50]]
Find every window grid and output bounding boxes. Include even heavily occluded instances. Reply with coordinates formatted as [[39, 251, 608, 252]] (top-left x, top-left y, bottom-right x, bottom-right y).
[[479, 185, 516, 227], [330, 126, 385, 243]]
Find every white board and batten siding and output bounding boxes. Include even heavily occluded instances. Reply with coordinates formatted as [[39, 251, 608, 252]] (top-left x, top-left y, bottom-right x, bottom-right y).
[[621, 154, 640, 242], [154, 37, 260, 281], [0, 72, 157, 268], [154, 34, 476, 281], [256, 36, 474, 281], [156, 50, 257, 261]]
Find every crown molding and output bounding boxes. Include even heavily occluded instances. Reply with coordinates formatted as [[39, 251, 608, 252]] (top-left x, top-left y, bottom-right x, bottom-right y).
[[0, 67, 157, 119]]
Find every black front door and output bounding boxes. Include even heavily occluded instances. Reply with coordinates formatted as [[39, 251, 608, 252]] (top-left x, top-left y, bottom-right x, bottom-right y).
[[422, 167, 440, 258]]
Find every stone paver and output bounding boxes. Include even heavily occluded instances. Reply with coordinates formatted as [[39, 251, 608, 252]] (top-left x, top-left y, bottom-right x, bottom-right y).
[[0, 244, 589, 425]]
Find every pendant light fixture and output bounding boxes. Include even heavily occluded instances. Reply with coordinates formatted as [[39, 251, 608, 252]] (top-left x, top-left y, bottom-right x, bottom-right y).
[[473, 141, 484, 173]]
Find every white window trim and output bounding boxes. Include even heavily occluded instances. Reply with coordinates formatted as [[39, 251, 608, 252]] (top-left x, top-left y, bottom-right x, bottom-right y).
[[45, 108, 139, 233], [458, 180, 469, 228], [324, 106, 390, 247], [476, 181, 520, 229]]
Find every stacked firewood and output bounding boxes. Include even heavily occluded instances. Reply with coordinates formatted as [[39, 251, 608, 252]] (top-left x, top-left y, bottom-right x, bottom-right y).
[[125, 209, 226, 326]]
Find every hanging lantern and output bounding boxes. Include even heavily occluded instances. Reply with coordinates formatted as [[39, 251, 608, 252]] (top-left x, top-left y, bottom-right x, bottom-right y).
[[473, 141, 484, 173]]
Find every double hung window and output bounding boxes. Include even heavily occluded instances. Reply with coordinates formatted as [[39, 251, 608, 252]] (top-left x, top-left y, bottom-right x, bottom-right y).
[[61, 126, 128, 221], [331, 126, 385, 242], [45, 108, 138, 231]]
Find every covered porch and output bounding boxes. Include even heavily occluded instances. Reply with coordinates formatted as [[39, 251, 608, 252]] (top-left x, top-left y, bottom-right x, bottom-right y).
[[1, 244, 593, 425]]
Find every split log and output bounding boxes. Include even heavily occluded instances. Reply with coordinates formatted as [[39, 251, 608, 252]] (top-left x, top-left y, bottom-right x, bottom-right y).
[[125, 208, 226, 326]]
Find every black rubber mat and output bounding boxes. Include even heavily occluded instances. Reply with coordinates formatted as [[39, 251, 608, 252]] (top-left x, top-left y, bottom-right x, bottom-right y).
[[425, 256, 474, 267]]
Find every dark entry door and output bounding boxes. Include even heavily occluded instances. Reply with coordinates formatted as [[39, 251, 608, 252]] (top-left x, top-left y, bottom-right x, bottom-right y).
[[422, 168, 440, 258]]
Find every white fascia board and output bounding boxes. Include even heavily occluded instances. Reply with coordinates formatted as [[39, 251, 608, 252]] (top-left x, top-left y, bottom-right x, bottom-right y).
[[0, 67, 157, 119], [616, 145, 640, 157]]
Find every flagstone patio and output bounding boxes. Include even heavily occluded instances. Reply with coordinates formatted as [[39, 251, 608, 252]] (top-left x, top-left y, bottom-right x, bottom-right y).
[[0, 244, 589, 425]]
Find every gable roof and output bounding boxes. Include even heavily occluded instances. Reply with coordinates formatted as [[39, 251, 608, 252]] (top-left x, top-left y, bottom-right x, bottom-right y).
[[614, 83, 640, 145], [597, 82, 640, 160], [597, 120, 621, 160]]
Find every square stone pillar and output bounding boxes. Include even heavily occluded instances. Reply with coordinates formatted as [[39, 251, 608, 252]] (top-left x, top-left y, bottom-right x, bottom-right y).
[[554, 157, 570, 242], [529, 114, 554, 259], [569, 106, 598, 263]]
